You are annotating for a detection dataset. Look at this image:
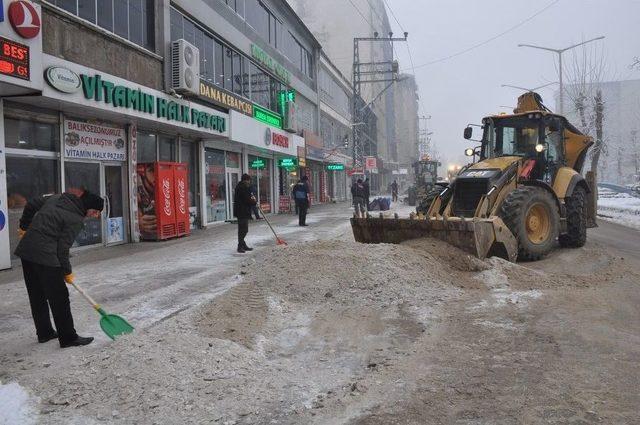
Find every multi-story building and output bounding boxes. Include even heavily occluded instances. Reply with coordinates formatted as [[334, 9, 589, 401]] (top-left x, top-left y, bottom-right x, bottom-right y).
[[0, 0, 339, 269], [393, 74, 420, 188], [288, 0, 401, 193]]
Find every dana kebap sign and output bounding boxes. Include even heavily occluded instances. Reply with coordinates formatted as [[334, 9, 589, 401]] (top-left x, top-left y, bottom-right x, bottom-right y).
[[64, 120, 127, 161], [79, 74, 226, 133]]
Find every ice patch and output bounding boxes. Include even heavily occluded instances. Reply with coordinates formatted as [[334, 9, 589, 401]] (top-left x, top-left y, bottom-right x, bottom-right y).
[[0, 381, 37, 425], [471, 267, 543, 311]]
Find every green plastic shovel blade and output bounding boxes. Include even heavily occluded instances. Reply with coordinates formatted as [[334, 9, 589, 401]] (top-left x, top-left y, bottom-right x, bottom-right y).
[[99, 313, 134, 340]]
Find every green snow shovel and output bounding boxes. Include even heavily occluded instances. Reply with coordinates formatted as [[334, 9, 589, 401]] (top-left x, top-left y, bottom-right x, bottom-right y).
[[70, 282, 134, 340]]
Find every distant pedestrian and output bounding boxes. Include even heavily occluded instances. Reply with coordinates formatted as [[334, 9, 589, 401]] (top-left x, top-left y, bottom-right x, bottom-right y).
[[351, 178, 367, 213], [363, 178, 371, 210], [14, 189, 104, 348], [391, 180, 399, 202], [234, 174, 257, 253], [292, 175, 311, 226], [250, 182, 262, 220]]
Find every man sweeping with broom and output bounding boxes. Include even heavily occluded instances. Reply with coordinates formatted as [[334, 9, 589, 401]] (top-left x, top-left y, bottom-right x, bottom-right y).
[[234, 174, 257, 253], [15, 189, 104, 348]]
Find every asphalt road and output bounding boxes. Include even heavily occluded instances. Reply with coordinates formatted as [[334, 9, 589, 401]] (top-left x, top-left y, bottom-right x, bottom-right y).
[[590, 219, 640, 259]]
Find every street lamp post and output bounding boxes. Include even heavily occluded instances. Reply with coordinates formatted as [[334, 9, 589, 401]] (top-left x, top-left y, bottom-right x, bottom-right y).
[[518, 36, 605, 114]]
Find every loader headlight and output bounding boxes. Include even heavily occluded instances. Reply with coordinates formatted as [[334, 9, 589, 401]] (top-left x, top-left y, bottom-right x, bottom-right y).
[[465, 148, 474, 156], [535, 143, 546, 153]]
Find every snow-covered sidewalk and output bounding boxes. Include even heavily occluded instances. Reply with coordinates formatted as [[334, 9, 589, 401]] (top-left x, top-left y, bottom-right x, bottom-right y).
[[598, 188, 640, 230]]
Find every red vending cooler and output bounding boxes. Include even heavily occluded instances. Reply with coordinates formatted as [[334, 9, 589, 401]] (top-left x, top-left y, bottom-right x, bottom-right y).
[[137, 162, 189, 241], [173, 163, 190, 237]]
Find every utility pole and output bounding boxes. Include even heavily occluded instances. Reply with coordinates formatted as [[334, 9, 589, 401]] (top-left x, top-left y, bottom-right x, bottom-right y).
[[352, 31, 408, 170], [518, 36, 605, 114], [418, 115, 431, 159], [631, 130, 639, 182]]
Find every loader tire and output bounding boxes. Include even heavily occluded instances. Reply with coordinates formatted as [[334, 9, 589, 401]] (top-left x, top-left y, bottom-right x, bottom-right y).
[[416, 189, 449, 215], [500, 186, 559, 261], [559, 186, 587, 248]]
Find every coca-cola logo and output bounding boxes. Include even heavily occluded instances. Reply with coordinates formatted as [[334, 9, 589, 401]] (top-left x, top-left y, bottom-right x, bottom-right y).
[[162, 178, 172, 216], [177, 179, 186, 215]]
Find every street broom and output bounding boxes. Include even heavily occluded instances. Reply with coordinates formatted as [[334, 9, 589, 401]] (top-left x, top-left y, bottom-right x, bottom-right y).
[[258, 206, 287, 246], [70, 282, 134, 340]]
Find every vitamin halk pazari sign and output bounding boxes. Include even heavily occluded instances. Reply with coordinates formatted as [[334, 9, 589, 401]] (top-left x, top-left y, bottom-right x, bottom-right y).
[[63, 119, 127, 161]]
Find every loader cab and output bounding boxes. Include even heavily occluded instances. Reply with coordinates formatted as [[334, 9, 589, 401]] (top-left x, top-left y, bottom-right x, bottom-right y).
[[480, 114, 565, 183]]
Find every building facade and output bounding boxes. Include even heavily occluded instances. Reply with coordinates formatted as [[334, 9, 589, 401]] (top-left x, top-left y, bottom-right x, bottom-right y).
[[393, 74, 420, 188], [0, 0, 323, 270]]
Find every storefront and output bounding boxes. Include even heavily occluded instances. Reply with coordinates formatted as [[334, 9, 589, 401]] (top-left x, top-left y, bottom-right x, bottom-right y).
[[303, 131, 328, 204], [0, 54, 229, 269], [228, 110, 304, 215]]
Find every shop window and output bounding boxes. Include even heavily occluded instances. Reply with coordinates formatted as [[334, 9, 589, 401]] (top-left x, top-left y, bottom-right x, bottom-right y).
[[226, 151, 241, 169], [250, 63, 270, 109], [214, 41, 224, 87], [224, 47, 234, 92], [180, 141, 199, 209], [246, 0, 270, 41], [159, 136, 176, 162], [4, 118, 59, 152], [50, 0, 155, 51], [65, 162, 102, 246], [232, 50, 243, 96], [137, 131, 157, 163], [205, 149, 227, 223], [248, 155, 272, 213], [6, 157, 59, 258]]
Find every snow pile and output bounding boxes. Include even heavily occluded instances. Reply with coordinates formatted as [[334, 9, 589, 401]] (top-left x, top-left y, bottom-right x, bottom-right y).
[[0, 381, 37, 425], [598, 189, 640, 229]]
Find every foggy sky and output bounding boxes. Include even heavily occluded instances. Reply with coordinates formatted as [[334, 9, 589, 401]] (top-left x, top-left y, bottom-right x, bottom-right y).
[[384, 0, 640, 169]]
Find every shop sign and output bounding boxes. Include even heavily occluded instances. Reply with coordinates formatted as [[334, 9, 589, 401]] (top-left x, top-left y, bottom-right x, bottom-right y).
[[297, 145, 306, 167], [326, 163, 345, 171], [250, 44, 291, 84], [272, 132, 289, 148], [347, 167, 364, 176], [199, 80, 253, 116], [8, 1, 40, 39], [79, 74, 226, 134], [278, 158, 297, 168], [365, 156, 377, 170], [63, 119, 127, 161], [254, 104, 282, 128], [250, 158, 266, 169], [0, 35, 28, 80], [45, 66, 81, 93]]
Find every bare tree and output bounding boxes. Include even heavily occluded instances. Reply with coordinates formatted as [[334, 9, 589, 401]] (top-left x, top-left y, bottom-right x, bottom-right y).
[[631, 57, 640, 70], [563, 44, 608, 179]]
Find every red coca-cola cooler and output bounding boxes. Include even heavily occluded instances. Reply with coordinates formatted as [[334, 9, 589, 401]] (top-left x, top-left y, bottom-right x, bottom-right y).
[[173, 163, 190, 237], [136, 162, 190, 241]]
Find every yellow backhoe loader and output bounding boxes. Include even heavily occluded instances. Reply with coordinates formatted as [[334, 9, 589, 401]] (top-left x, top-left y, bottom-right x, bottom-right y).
[[351, 92, 596, 261]]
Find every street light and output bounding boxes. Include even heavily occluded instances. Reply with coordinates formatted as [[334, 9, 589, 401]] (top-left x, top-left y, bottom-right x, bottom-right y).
[[501, 82, 558, 92], [518, 36, 605, 114]]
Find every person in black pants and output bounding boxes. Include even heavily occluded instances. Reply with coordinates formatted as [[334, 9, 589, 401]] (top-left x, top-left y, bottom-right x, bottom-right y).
[[234, 174, 257, 253], [292, 175, 311, 226], [14, 190, 104, 348]]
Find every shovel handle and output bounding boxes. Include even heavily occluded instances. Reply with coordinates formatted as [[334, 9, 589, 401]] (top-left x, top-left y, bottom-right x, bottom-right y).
[[70, 282, 101, 312]]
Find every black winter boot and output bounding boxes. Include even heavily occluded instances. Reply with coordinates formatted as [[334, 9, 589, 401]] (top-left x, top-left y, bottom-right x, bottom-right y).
[[60, 336, 94, 348]]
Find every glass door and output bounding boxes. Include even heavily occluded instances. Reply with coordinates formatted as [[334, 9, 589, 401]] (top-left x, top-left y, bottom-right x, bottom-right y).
[[226, 170, 240, 220], [104, 164, 126, 245], [65, 162, 103, 247]]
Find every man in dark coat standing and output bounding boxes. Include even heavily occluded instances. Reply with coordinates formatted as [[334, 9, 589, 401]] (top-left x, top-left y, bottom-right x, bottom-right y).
[[292, 175, 311, 226], [14, 190, 104, 348], [234, 174, 257, 253], [363, 178, 371, 210]]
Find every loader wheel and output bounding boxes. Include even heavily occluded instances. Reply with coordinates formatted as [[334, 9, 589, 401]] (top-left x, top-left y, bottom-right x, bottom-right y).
[[559, 186, 587, 248], [416, 189, 449, 216], [500, 186, 560, 261]]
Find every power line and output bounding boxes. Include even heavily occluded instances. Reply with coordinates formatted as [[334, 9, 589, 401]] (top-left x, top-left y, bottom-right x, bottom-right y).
[[347, 0, 376, 33], [406, 0, 561, 71]]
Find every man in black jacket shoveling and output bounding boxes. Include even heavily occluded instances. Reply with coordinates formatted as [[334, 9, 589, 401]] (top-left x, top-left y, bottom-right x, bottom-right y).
[[234, 174, 257, 253], [15, 190, 104, 348]]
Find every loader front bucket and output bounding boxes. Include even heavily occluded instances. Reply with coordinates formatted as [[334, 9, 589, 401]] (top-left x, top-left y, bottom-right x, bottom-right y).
[[350, 216, 518, 262]]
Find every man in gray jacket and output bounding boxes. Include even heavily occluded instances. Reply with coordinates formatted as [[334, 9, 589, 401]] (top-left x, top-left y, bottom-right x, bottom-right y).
[[15, 190, 104, 348]]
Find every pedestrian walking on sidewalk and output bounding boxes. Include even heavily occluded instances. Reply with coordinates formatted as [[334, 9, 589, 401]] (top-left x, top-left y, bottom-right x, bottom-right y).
[[14, 190, 104, 348], [351, 178, 367, 213], [234, 174, 257, 253], [391, 179, 399, 202], [292, 175, 311, 226]]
